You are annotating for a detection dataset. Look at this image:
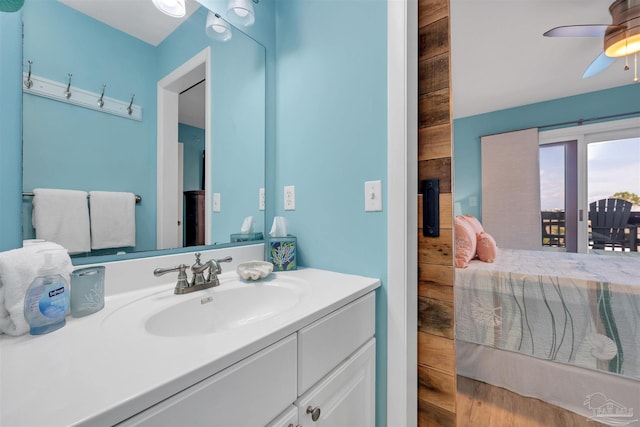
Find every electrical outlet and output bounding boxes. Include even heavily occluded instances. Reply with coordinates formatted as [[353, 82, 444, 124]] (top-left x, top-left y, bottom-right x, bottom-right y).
[[284, 185, 295, 210], [259, 188, 265, 211], [365, 180, 382, 212], [213, 193, 221, 212]]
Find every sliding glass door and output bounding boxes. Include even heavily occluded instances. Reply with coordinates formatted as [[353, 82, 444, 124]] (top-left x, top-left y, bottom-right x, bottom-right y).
[[540, 119, 640, 253]]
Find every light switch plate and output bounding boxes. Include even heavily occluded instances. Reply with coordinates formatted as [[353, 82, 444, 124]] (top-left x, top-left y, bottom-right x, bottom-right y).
[[284, 185, 295, 210], [259, 188, 265, 211], [365, 180, 382, 212], [213, 193, 221, 212]]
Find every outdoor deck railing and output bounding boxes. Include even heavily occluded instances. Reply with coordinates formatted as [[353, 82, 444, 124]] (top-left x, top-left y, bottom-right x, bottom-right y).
[[541, 210, 639, 251]]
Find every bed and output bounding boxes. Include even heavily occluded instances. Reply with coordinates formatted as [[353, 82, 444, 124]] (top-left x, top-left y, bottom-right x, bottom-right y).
[[455, 249, 640, 422]]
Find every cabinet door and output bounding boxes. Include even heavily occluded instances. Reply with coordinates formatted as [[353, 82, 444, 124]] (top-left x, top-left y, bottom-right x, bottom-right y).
[[119, 335, 297, 427], [296, 339, 375, 427], [266, 406, 298, 427]]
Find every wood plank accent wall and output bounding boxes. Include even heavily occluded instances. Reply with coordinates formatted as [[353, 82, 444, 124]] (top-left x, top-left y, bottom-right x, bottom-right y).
[[417, 0, 455, 425]]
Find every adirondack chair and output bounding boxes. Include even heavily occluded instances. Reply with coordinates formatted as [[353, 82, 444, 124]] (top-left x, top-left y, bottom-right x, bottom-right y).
[[589, 198, 634, 251]]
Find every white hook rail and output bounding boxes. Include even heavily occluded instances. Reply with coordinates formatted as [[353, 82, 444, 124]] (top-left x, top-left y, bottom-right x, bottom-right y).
[[22, 73, 142, 121]]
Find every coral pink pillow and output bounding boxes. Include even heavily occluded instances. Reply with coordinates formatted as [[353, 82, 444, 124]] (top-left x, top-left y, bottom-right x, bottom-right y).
[[461, 214, 484, 235], [476, 232, 498, 263], [454, 216, 477, 268]]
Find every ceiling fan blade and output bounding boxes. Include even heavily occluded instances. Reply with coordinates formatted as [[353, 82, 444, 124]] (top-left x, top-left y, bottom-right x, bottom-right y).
[[583, 52, 617, 78], [543, 24, 621, 38]]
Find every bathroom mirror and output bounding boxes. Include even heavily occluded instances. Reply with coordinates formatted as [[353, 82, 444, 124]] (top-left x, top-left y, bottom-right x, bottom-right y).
[[450, 0, 640, 422], [21, 0, 266, 260]]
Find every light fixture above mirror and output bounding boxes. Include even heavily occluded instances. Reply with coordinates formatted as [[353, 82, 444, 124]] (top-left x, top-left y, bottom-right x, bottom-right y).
[[206, 11, 232, 42], [226, 0, 256, 27], [152, 0, 185, 18]]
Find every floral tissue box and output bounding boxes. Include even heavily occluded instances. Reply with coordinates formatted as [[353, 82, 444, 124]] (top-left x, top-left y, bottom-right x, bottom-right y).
[[268, 236, 297, 271]]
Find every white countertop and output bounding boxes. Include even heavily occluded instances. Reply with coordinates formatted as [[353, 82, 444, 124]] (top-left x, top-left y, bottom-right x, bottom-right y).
[[0, 268, 379, 427]]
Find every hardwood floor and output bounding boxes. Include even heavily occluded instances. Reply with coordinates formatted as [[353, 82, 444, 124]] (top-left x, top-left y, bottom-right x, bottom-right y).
[[456, 376, 607, 427]]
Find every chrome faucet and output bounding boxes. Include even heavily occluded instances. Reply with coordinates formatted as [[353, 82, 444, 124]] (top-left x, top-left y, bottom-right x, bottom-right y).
[[154, 253, 233, 295]]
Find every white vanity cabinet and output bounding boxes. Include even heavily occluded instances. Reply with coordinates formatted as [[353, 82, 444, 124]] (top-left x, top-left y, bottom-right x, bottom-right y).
[[118, 292, 376, 427]]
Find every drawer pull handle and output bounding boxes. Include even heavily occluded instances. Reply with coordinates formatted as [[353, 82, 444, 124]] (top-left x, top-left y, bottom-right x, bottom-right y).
[[306, 405, 321, 421]]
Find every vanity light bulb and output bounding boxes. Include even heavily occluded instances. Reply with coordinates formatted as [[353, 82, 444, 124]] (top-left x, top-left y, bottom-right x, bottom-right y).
[[152, 0, 186, 18], [206, 12, 232, 42], [226, 0, 255, 27]]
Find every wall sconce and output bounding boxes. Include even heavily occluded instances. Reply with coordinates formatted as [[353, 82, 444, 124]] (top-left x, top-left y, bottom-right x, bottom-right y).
[[226, 0, 256, 27], [152, 0, 186, 18], [206, 11, 233, 42]]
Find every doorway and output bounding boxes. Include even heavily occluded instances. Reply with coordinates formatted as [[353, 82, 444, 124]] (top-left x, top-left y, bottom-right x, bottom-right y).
[[157, 48, 211, 250]]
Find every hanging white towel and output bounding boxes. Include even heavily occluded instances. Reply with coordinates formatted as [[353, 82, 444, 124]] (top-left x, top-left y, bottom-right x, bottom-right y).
[[89, 191, 136, 250], [32, 188, 91, 254], [0, 241, 73, 336]]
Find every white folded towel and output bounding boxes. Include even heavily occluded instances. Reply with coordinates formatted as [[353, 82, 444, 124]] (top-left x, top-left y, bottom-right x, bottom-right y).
[[89, 191, 136, 250], [0, 241, 73, 336], [32, 188, 91, 254]]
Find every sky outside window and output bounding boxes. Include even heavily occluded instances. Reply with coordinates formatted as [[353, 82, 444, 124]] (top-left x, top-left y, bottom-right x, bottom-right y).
[[588, 137, 640, 209], [540, 145, 565, 211], [541, 137, 640, 211]]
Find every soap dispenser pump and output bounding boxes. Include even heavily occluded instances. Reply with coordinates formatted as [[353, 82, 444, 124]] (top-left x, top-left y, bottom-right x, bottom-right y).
[[23, 250, 69, 335]]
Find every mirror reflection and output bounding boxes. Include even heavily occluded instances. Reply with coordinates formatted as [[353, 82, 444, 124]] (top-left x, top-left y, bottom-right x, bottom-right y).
[[451, 1, 640, 423], [21, 0, 265, 259]]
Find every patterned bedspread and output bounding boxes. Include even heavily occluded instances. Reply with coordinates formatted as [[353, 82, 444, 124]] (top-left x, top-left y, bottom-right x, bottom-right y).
[[455, 249, 640, 380]]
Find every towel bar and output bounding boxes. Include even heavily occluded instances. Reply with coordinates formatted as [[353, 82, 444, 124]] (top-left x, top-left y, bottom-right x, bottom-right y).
[[22, 192, 142, 204]]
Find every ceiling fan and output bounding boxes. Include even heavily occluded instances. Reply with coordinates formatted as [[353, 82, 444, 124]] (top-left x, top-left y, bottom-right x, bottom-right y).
[[543, 0, 640, 81]]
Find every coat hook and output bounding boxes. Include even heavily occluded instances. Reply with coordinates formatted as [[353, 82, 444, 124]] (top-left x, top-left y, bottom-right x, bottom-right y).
[[64, 73, 72, 99], [24, 60, 33, 89], [97, 84, 106, 108], [126, 93, 135, 115]]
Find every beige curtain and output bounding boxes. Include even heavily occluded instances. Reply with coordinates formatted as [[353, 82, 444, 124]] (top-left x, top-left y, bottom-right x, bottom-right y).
[[481, 128, 542, 250]]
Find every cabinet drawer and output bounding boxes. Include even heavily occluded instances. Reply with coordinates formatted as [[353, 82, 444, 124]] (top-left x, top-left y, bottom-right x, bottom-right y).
[[298, 292, 375, 394], [119, 335, 297, 427]]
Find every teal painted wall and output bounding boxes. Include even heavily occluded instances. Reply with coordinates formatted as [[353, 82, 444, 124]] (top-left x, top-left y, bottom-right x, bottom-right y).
[[454, 84, 640, 219], [0, 10, 22, 251], [178, 123, 205, 192], [275, 1, 388, 425]]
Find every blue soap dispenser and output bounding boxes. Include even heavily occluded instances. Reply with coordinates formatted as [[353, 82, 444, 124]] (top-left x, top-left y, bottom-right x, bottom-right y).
[[23, 250, 69, 335]]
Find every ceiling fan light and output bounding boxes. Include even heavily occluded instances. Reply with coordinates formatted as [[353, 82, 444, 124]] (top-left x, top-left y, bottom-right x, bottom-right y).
[[605, 33, 640, 57], [152, 0, 186, 18], [226, 0, 255, 27], [206, 11, 233, 42]]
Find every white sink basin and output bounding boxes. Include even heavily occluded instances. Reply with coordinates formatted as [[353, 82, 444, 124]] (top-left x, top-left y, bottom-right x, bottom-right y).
[[102, 276, 310, 338], [147, 284, 302, 337]]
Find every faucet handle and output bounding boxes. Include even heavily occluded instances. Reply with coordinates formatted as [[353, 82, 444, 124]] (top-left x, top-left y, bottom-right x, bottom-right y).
[[211, 256, 233, 274], [216, 256, 233, 265], [153, 264, 189, 293]]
